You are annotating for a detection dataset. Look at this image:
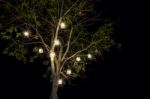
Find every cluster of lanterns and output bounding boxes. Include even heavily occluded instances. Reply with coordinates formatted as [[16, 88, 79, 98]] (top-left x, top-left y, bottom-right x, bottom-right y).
[[23, 21, 94, 85], [75, 54, 92, 62], [57, 69, 72, 85], [23, 21, 66, 37]]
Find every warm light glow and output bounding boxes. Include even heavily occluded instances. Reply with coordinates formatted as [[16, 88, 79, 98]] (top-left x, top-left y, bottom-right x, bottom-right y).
[[23, 31, 30, 37], [60, 22, 66, 29], [38, 48, 43, 53], [50, 52, 55, 60], [87, 54, 92, 59], [58, 79, 63, 85], [66, 69, 72, 75], [76, 57, 81, 62], [54, 39, 60, 46]]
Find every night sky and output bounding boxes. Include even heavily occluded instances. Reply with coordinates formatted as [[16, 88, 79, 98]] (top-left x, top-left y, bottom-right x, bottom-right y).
[[0, 0, 131, 99]]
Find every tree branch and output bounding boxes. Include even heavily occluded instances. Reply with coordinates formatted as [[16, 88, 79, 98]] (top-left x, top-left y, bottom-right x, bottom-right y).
[[36, 29, 50, 53], [60, 40, 101, 72], [65, 40, 101, 61], [60, 72, 68, 79], [0, 0, 20, 13], [61, 28, 73, 61], [61, 71, 73, 85], [51, 17, 62, 52], [60, 0, 64, 17], [25, 23, 50, 53], [24, 41, 43, 45], [15, 23, 27, 29], [4, 16, 23, 27], [58, 45, 63, 64], [54, 57, 59, 73], [40, 17, 56, 28], [15, 18, 50, 53], [62, 0, 79, 17]]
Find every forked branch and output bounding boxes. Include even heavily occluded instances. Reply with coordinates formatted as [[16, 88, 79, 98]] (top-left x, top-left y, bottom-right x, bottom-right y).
[[60, 40, 101, 72]]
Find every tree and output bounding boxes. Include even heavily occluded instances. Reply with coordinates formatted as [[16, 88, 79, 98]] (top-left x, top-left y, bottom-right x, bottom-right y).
[[0, 0, 116, 99]]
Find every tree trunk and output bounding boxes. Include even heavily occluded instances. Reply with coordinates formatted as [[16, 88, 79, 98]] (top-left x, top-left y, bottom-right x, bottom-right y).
[[49, 73, 59, 99]]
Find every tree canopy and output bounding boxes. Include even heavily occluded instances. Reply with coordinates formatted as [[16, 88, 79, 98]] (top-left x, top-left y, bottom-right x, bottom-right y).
[[0, 0, 116, 83]]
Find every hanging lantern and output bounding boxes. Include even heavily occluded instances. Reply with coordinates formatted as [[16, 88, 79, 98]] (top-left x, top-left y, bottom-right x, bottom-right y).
[[76, 57, 81, 62], [66, 69, 72, 75], [60, 22, 66, 29]]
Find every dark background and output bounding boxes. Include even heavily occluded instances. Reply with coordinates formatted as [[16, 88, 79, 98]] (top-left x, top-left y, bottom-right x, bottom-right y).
[[0, 0, 132, 99]]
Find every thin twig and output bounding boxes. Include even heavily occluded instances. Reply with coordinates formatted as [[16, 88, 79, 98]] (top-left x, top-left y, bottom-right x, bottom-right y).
[[24, 42, 43, 45], [40, 17, 56, 28], [15, 23, 27, 29], [62, 0, 79, 17]]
